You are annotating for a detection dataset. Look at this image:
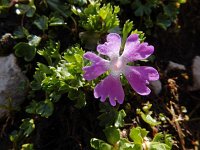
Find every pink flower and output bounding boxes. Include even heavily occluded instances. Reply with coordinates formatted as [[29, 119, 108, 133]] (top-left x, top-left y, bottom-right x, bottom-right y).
[[83, 33, 159, 106]]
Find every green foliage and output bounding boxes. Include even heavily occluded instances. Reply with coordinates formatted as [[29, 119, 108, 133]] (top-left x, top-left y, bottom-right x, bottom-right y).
[[31, 44, 85, 105], [133, 0, 157, 17], [0, 0, 10, 13], [13, 33, 41, 61], [26, 99, 54, 118], [121, 20, 134, 50], [14, 42, 36, 62], [33, 14, 66, 31], [90, 138, 112, 150], [13, 27, 30, 39], [15, 0, 36, 17], [114, 109, 126, 128], [116, 0, 186, 30], [137, 105, 161, 127], [104, 126, 120, 145], [140, 112, 161, 126], [91, 126, 173, 150], [49, 13, 65, 26], [156, 14, 172, 30], [34, 15, 49, 31], [20, 119, 35, 137], [28, 35, 42, 47], [68, 89, 86, 108], [129, 127, 148, 144], [98, 103, 126, 127], [47, 0, 72, 19], [77, 2, 120, 33], [152, 133, 173, 149], [21, 143, 34, 150], [10, 119, 35, 147], [37, 41, 61, 66]]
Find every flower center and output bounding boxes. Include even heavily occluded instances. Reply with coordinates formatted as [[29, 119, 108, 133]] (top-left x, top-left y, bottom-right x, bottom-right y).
[[110, 57, 126, 77]]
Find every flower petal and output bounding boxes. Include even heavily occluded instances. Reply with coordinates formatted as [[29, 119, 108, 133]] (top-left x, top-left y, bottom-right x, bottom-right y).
[[94, 75, 124, 106], [121, 34, 154, 62], [83, 52, 109, 81], [124, 66, 159, 95], [97, 33, 121, 59]]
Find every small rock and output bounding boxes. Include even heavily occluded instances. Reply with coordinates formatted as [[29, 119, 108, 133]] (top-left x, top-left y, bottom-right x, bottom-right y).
[[165, 61, 186, 74], [150, 80, 162, 95], [188, 56, 200, 91], [0, 54, 28, 118]]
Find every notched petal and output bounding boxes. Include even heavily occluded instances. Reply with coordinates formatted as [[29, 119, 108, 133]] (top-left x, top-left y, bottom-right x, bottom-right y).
[[83, 52, 102, 63], [122, 34, 154, 62], [126, 34, 139, 43], [83, 52, 109, 81], [97, 33, 121, 58], [94, 75, 124, 106], [125, 66, 159, 95]]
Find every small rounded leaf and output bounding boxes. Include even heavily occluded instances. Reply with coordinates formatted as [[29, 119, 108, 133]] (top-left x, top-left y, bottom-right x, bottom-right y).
[[104, 126, 120, 145]]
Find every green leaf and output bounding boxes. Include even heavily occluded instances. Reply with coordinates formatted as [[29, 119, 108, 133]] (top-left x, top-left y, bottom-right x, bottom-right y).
[[140, 112, 161, 126], [9, 130, 19, 143], [38, 41, 61, 65], [90, 138, 112, 150], [153, 133, 173, 149], [26, 99, 54, 118], [20, 119, 35, 137], [27, 0, 36, 17], [129, 127, 148, 144], [63, 45, 84, 63], [13, 27, 29, 39], [104, 126, 120, 145], [133, 0, 153, 17], [149, 142, 171, 150], [79, 31, 101, 50], [71, 5, 82, 15], [38, 63, 52, 74], [26, 100, 38, 114], [31, 64, 47, 90], [63, 45, 84, 73], [129, 128, 142, 144], [21, 143, 34, 150], [28, 35, 42, 46], [68, 89, 86, 108], [135, 6, 144, 16], [47, 0, 72, 19], [178, 0, 186, 3], [153, 133, 164, 142], [98, 103, 118, 127], [74, 96, 86, 108], [15, 1, 36, 17], [163, 3, 178, 20], [36, 99, 54, 118], [133, 144, 143, 150], [119, 139, 135, 150], [34, 15, 49, 31], [114, 109, 126, 128], [69, 0, 87, 6], [156, 14, 171, 30], [0, 0, 10, 5], [14, 42, 36, 61], [49, 16, 65, 26], [122, 20, 133, 50], [78, 3, 119, 32]]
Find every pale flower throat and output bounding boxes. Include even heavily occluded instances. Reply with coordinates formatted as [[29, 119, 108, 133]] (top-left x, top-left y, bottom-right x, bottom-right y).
[[109, 57, 126, 77]]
